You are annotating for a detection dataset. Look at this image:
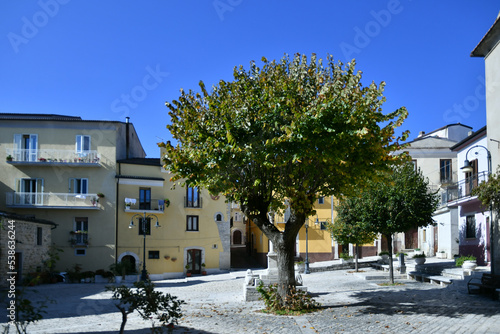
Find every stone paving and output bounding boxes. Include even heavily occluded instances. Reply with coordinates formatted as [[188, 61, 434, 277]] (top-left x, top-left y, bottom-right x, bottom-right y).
[[1, 266, 499, 333]]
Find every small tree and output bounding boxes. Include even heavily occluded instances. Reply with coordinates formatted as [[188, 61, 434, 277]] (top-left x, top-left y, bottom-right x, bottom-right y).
[[343, 163, 439, 283], [108, 280, 185, 334], [330, 197, 377, 272]]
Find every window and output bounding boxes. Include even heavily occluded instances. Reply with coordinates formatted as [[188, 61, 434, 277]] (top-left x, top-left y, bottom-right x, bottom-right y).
[[187, 215, 199, 231], [411, 160, 417, 170], [69, 178, 88, 194], [466, 215, 476, 239], [36, 227, 43, 245], [75, 217, 89, 245], [139, 188, 151, 210], [139, 218, 151, 235], [75, 249, 86, 256], [440, 159, 452, 183], [215, 213, 223, 222], [318, 197, 324, 204], [14, 134, 38, 161], [234, 212, 241, 222], [320, 221, 327, 230], [16, 178, 43, 205], [76, 135, 91, 153], [148, 251, 160, 259], [186, 186, 200, 207]]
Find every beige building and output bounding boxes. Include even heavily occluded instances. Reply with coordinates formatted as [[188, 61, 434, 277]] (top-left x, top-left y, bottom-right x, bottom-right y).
[[471, 12, 500, 274], [0, 113, 230, 279], [396, 124, 472, 257]]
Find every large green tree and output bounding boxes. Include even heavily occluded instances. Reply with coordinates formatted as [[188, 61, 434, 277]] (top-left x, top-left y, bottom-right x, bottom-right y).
[[160, 53, 408, 304], [330, 197, 377, 272], [347, 163, 439, 283]]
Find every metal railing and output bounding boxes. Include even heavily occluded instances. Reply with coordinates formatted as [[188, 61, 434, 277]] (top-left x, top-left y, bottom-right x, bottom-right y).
[[124, 198, 166, 211], [443, 171, 489, 204], [6, 148, 100, 164], [184, 196, 203, 208], [6, 192, 101, 207]]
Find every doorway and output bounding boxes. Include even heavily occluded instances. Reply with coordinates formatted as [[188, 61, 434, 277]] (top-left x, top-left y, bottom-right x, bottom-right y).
[[186, 249, 202, 274]]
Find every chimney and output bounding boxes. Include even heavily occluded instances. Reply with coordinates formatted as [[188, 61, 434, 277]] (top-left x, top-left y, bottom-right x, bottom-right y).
[[418, 131, 425, 137]]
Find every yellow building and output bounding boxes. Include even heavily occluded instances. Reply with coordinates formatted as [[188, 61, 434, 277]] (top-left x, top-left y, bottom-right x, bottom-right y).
[[116, 157, 230, 279], [0, 113, 230, 280], [248, 196, 343, 267]]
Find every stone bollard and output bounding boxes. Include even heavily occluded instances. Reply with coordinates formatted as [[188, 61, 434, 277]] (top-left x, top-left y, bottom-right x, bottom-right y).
[[398, 253, 406, 274]]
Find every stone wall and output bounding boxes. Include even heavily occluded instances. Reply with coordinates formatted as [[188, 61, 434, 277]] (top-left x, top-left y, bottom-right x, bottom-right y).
[[0, 218, 52, 287]]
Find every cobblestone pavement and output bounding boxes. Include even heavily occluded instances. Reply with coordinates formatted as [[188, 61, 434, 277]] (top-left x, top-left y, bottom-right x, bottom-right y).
[[2, 268, 499, 333]]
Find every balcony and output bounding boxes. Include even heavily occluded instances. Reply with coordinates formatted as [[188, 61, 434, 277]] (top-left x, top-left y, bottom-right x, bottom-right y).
[[124, 198, 166, 214], [6, 148, 101, 166], [443, 171, 489, 205], [6, 192, 102, 209]]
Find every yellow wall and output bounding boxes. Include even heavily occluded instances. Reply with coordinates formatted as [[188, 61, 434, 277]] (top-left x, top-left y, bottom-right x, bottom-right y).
[[116, 161, 230, 278], [249, 196, 338, 265]]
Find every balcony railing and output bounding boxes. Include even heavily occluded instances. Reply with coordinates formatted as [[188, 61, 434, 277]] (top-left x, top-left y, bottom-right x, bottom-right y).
[[443, 171, 489, 204], [184, 196, 203, 208], [6, 148, 100, 164], [6, 192, 101, 208], [124, 198, 166, 213]]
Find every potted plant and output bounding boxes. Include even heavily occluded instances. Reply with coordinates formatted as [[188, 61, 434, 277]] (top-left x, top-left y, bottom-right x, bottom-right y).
[[340, 252, 353, 263], [294, 261, 305, 273], [456, 255, 477, 270], [110, 262, 127, 283], [164, 198, 170, 208], [185, 264, 192, 277], [125, 202, 131, 209], [97, 192, 105, 199], [6, 155, 13, 162], [379, 251, 391, 264], [413, 253, 426, 265], [201, 263, 207, 275]]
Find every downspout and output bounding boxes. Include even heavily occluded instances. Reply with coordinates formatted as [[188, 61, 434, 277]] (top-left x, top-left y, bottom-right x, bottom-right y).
[[125, 117, 130, 159], [115, 162, 121, 264]]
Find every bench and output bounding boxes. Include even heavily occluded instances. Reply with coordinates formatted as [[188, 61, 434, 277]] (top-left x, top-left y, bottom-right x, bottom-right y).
[[467, 273, 500, 299]]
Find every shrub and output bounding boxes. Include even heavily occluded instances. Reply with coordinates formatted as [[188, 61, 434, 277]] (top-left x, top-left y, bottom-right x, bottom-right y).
[[456, 255, 476, 267], [412, 253, 426, 258], [107, 280, 185, 334], [379, 251, 390, 256], [340, 252, 353, 260], [256, 282, 320, 315]]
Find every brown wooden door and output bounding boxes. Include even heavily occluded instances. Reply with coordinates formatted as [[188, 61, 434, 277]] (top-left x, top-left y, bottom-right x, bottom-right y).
[[187, 249, 202, 274]]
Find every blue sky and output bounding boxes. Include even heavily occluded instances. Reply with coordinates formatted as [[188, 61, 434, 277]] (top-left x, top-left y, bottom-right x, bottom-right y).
[[1, 1, 498, 158]]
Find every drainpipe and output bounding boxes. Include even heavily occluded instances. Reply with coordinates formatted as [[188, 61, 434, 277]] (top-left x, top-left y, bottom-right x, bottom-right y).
[[125, 117, 130, 159], [115, 162, 121, 264]]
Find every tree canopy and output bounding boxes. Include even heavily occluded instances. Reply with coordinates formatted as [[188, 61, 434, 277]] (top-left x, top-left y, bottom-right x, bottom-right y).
[[160, 53, 409, 304], [339, 163, 439, 282]]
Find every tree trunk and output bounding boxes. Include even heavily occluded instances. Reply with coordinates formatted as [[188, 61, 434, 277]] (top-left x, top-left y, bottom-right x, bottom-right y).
[[118, 307, 128, 334], [242, 205, 305, 307], [355, 244, 359, 272], [274, 234, 297, 303], [386, 234, 394, 284]]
